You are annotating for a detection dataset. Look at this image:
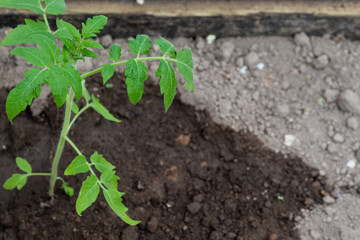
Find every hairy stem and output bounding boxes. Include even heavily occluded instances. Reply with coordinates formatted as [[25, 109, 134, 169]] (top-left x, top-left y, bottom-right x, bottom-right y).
[[48, 88, 74, 196], [80, 56, 176, 79]]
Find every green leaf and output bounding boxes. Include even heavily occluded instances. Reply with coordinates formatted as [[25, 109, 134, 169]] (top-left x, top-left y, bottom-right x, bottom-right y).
[[175, 48, 194, 92], [3, 173, 27, 190], [56, 19, 81, 43], [0, 0, 44, 14], [128, 34, 152, 55], [47, 65, 69, 107], [60, 63, 82, 101], [76, 174, 100, 216], [91, 96, 121, 123], [45, 0, 66, 15], [109, 44, 121, 61], [81, 48, 99, 58], [6, 68, 47, 123], [125, 59, 148, 104], [16, 157, 32, 173], [64, 155, 89, 175], [0, 19, 54, 46], [62, 182, 74, 197], [103, 188, 140, 226], [100, 170, 120, 190], [154, 37, 176, 58], [31, 34, 60, 63], [10, 47, 52, 67], [72, 102, 79, 114], [90, 152, 115, 173], [83, 40, 104, 49], [81, 15, 108, 38], [156, 60, 177, 112], [101, 63, 115, 85]]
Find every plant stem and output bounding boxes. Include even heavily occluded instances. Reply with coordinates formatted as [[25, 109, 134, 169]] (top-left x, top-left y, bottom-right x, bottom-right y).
[[80, 56, 176, 79], [67, 104, 92, 133], [43, 13, 51, 32], [29, 173, 52, 176], [65, 136, 82, 156], [48, 88, 74, 197]]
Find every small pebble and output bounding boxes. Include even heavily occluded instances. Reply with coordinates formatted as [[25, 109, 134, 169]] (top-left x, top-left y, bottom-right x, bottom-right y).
[[346, 159, 357, 168], [323, 196, 335, 204], [187, 202, 201, 214], [294, 32, 311, 48], [257, 62, 265, 70], [338, 89, 360, 114], [146, 217, 159, 233], [347, 117, 359, 130], [312, 54, 329, 69], [206, 34, 216, 44], [268, 233, 278, 240], [284, 134, 296, 146], [332, 133, 344, 143], [245, 51, 259, 67], [310, 230, 321, 239]]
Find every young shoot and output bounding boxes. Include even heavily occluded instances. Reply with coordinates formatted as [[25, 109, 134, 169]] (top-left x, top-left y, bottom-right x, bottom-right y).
[[0, 0, 194, 225]]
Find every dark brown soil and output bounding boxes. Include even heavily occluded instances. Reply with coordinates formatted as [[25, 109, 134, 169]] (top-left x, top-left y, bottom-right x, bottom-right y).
[[0, 74, 331, 240]]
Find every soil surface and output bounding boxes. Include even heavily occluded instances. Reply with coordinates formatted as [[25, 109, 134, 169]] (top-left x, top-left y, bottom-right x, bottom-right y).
[[1, 26, 360, 240], [0, 75, 329, 240]]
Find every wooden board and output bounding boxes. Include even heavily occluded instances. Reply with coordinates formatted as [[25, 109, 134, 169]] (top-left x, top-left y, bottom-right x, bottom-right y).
[[1, 1, 360, 39]]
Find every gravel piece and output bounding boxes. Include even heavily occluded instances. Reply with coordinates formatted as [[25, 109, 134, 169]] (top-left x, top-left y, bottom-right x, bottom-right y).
[[294, 32, 311, 48], [100, 34, 113, 48], [323, 89, 339, 103], [310, 230, 321, 239], [347, 117, 359, 130], [346, 159, 357, 168], [121, 226, 139, 240], [337, 89, 360, 114], [268, 233, 278, 240], [221, 41, 235, 60], [332, 133, 345, 143], [323, 196, 335, 204], [146, 216, 159, 233], [187, 202, 201, 214], [236, 57, 244, 67], [312, 54, 329, 69], [245, 51, 259, 67], [274, 103, 290, 116], [196, 38, 206, 50]]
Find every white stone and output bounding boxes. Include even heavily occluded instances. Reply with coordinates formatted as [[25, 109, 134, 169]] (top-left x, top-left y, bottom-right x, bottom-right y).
[[346, 159, 357, 168], [284, 134, 296, 146]]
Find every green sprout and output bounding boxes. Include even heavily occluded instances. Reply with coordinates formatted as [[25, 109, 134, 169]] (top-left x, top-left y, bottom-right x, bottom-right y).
[[0, 0, 194, 226]]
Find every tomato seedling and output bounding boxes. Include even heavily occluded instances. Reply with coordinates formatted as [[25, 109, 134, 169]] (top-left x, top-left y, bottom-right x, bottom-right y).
[[0, 0, 194, 225]]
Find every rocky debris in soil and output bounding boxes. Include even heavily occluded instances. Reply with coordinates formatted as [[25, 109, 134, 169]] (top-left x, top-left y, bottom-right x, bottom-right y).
[[347, 117, 359, 130], [294, 32, 311, 48], [146, 217, 159, 233], [312, 54, 329, 69], [337, 89, 360, 114], [297, 194, 360, 240], [100, 34, 113, 48], [323, 89, 339, 103], [122, 227, 139, 240], [245, 51, 259, 67]]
